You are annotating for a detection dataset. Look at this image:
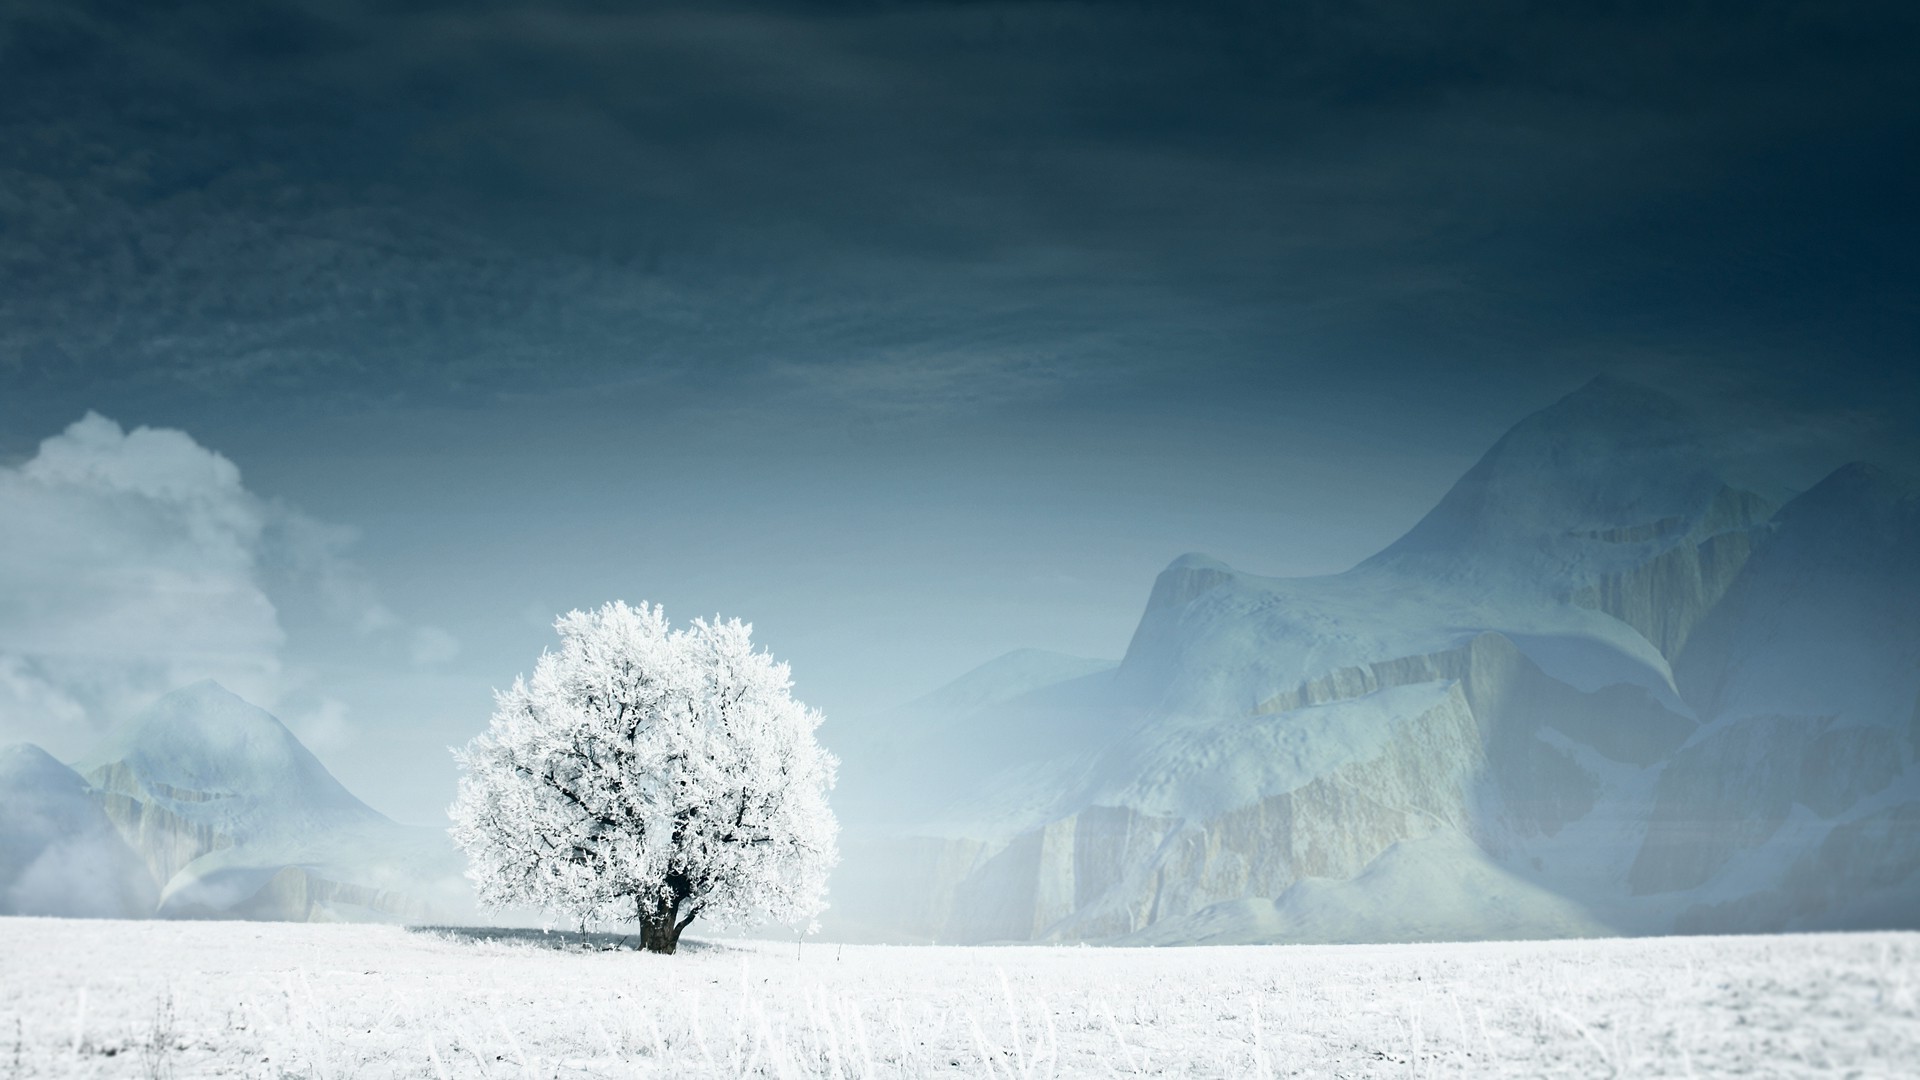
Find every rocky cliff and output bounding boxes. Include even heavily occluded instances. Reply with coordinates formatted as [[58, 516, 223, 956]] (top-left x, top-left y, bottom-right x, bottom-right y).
[[830, 377, 1920, 944]]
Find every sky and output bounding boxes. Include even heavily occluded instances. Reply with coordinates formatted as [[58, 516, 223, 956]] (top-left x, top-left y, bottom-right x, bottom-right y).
[[1, 0, 1915, 824]]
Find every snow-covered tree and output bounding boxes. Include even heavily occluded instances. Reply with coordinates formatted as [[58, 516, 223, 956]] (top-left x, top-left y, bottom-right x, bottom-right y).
[[449, 601, 838, 953]]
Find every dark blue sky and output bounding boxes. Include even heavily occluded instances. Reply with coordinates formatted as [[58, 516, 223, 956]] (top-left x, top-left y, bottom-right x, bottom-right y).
[[1, 0, 1914, 821]]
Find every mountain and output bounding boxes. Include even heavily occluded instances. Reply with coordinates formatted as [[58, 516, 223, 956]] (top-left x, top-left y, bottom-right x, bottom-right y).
[[57, 681, 468, 922], [0, 743, 155, 918], [834, 377, 1920, 944], [1651, 463, 1920, 930]]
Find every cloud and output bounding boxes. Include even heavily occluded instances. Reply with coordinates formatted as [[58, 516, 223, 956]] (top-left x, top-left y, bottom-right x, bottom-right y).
[[0, 413, 283, 755], [0, 0, 1911, 452], [0, 412, 445, 758]]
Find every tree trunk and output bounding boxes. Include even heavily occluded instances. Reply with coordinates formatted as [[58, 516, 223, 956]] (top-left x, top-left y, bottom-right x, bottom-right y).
[[637, 895, 683, 954]]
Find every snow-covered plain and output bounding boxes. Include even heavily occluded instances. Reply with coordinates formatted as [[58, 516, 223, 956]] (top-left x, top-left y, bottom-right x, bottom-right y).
[[1, 918, 1913, 1078]]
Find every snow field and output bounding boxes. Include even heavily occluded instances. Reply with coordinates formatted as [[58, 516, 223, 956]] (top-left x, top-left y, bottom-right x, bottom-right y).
[[0, 918, 1914, 1078]]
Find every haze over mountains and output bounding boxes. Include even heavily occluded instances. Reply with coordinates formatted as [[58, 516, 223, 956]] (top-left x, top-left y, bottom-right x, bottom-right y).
[[828, 377, 1920, 944], [2, 377, 1914, 943], [1, 681, 464, 921]]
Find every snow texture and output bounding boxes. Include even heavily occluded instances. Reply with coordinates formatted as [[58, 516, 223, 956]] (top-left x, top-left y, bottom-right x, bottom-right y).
[[0, 916, 1913, 1078]]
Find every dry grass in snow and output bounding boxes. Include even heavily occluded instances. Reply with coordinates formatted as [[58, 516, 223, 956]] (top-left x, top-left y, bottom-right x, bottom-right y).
[[0, 917, 1914, 1077]]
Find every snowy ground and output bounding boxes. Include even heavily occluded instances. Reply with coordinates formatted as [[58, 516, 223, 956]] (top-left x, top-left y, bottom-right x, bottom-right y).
[[0, 918, 1914, 1078]]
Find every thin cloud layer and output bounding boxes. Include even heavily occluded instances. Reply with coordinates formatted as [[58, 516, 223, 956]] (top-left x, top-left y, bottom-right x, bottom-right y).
[[0, 413, 444, 757], [1, 0, 1912, 436]]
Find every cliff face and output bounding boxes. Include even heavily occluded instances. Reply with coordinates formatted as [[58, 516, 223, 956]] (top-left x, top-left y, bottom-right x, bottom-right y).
[[1566, 486, 1772, 661], [889, 630, 1704, 944], [833, 379, 1920, 944], [86, 760, 238, 889], [910, 682, 1481, 944]]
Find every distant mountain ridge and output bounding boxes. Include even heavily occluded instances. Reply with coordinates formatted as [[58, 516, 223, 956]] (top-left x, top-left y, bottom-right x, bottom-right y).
[[830, 377, 1920, 944], [7, 376, 1913, 941], [2, 681, 466, 922]]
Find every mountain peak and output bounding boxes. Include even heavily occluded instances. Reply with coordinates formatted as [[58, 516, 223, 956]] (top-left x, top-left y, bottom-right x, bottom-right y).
[[118, 680, 294, 744], [169, 678, 246, 705], [1564, 372, 1683, 408], [1767, 461, 1918, 552], [1788, 461, 1916, 511], [1145, 553, 1238, 612], [0, 741, 79, 787], [1367, 378, 1730, 566], [73, 683, 381, 827], [1494, 376, 1699, 468], [1166, 552, 1232, 572]]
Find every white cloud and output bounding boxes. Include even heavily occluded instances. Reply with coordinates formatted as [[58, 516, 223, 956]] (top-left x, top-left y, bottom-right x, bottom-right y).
[[0, 412, 450, 759], [0, 414, 283, 756]]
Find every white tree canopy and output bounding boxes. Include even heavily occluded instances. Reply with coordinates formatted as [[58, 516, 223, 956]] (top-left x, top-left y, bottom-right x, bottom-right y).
[[449, 602, 838, 951]]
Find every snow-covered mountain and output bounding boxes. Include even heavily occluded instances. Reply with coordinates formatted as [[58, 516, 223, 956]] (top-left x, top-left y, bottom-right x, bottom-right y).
[[832, 376, 1920, 944], [0, 743, 155, 918], [3, 681, 468, 922]]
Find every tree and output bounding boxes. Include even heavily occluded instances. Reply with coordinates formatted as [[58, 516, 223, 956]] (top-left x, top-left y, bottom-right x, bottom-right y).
[[449, 601, 838, 953]]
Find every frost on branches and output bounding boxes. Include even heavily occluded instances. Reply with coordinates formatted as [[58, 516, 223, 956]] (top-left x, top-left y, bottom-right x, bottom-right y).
[[449, 602, 839, 953]]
